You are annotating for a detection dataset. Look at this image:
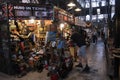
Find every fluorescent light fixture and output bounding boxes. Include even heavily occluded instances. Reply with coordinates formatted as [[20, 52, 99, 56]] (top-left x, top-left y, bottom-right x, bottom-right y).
[[67, 2, 76, 7], [75, 8, 81, 11]]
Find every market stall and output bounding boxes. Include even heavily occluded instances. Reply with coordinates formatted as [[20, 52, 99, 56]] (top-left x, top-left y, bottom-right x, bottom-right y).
[[0, 3, 73, 79], [0, 2, 54, 75], [54, 6, 75, 39]]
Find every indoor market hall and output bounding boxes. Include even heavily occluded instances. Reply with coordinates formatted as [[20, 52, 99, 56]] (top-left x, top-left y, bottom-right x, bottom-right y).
[[0, 38, 111, 80], [0, 0, 120, 80]]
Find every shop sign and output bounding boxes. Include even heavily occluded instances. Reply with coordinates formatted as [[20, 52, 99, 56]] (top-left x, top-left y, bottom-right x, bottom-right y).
[[54, 7, 74, 23], [13, 4, 53, 20], [14, 6, 46, 11], [2, 3, 53, 20]]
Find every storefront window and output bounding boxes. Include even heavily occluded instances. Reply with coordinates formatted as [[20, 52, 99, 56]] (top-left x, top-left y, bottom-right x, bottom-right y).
[[92, 1, 99, 7], [92, 15, 97, 20], [98, 14, 104, 19], [86, 15, 90, 21], [77, 0, 84, 8], [85, 2, 90, 8], [85, 0, 108, 8], [110, 0, 115, 5], [97, 8, 100, 14], [101, 1, 106, 6]]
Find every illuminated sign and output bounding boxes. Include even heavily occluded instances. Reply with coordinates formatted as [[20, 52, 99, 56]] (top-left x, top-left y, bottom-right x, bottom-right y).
[[13, 5, 53, 19], [2, 3, 53, 19], [14, 6, 46, 11]]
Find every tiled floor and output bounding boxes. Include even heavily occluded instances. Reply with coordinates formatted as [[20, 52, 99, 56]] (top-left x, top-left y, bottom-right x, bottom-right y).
[[0, 38, 110, 80]]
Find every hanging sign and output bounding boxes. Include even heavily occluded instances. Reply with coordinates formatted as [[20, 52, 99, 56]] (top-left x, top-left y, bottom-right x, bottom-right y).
[[2, 3, 53, 20], [13, 4, 53, 19]]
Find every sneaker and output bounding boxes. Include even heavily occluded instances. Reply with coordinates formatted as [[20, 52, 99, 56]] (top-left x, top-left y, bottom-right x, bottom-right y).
[[75, 63, 83, 68], [82, 65, 90, 73]]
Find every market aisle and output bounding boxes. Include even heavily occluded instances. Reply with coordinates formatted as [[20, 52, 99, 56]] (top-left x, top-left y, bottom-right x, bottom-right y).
[[65, 37, 110, 80], [0, 38, 110, 80]]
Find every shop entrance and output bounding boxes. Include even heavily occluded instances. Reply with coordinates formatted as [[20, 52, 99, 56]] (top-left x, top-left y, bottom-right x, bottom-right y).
[[9, 19, 52, 75]]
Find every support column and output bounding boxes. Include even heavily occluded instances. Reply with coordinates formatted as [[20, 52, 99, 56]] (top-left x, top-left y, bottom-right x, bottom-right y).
[[112, 0, 120, 79], [89, 0, 92, 22], [114, 0, 120, 48]]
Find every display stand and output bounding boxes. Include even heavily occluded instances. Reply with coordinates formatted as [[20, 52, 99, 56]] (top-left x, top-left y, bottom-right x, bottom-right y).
[[44, 38, 73, 79]]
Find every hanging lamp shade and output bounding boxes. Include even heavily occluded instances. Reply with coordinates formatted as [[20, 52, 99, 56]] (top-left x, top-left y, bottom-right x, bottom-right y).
[[75, 8, 81, 11], [67, 1, 76, 7]]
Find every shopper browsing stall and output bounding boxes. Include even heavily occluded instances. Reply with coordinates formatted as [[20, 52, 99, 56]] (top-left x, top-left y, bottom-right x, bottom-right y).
[[70, 28, 90, 72]]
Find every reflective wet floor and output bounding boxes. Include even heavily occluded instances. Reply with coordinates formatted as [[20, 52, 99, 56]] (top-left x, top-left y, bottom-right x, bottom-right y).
[[0, 38, 110, 80], [65, 38, 110, 80]]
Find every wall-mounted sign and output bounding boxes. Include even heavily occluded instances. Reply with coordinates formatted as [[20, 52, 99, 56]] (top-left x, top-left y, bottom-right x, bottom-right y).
[[54, 7, 74, 24], [13, 4, 53, 19], [14, 6, 47, 11], [2, 3, 53, 20]]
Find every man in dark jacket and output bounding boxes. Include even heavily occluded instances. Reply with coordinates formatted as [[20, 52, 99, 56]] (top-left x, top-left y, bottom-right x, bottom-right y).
[[71, 29, 90, 72]]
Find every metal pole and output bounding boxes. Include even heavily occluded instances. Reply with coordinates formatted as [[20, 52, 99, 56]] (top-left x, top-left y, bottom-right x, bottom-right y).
[[89, 0, 92, 22], [6, 2, 12, 74]]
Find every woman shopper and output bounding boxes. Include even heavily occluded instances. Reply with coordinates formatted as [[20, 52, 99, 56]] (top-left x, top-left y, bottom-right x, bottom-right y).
[[70, 28, 90, 72]]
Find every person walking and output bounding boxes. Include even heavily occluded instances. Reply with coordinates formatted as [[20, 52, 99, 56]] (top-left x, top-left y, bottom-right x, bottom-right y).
[[92, 30, 98, 44], [70, 28, 90, 72]]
